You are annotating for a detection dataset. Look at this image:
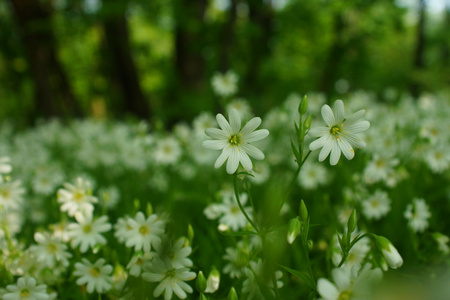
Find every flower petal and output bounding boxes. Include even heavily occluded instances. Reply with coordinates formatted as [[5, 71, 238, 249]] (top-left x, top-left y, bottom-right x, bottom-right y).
[[318, 139, 333, 162], [338, 138, 355, 160], [242, 144, 264, 160], [310, 135, 331, 151], [203, 139, 228, 150], [229, 109, 241, 133], [346, 133, 366, 149], [317, 278, 339, 300], [244, 129, 269, 143], [216, 113, 232, 135], [333, 100, 345, 123], [226, 147, 240, 174], [332, 268, 351, 290], [241, 117, 262, 136], [345, 109, 365, 125], [205, 128, 228, 139], [321, 105, 335, 127], [214, 147, 231, 168], [346, 120, 370, 133], [330, 140, 341, 165], [239, 149, 253, 171], [308, 126, 330, 138]]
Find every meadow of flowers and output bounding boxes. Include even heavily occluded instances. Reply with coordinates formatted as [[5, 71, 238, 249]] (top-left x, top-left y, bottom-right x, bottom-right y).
[[0, 78, 450, 299]]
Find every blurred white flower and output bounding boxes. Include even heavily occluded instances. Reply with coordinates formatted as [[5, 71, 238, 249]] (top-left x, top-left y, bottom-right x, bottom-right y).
[[124, 212, 165, 252], [29, 231, 72, 268], [203, 108, 269, 174], [154, 136, 182, 166], [57, 177, 98, 217], [154, 237, 193, 268], [0, 180, 24, 211], [3, 277, 50, 300], [73, 258, 113, 294], [361, 190, 391, 220], [404, 198, 431, 233], [211, 70, 238, 98], [142, 258, 196, 300], [309, 100, 370, 166], [242, 259, 283, 300], [432, 233, 449, 255], [67, 213, 111, 253], [0, 156, 12, 174]]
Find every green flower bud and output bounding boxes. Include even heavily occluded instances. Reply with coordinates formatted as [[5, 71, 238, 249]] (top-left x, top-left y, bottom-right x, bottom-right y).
[[287, 218, 301, 244], [146, 202, 153, 216], [374, 235, 403, 269], [299, 200, 308, 223], [228, 287, 238, 300], [196, 271, 207, 293], [188, 224, 195, 243], [199, 293, 208, 300], [304, 114, 312, 131], [347, 209, 357, 234], [299, 95, 308, 115]]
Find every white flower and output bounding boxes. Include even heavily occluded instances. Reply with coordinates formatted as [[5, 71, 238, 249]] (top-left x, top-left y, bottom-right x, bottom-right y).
[[0, 180, 25, 211], [222, 241, 252, 279], [317, 264, 382, 300], [67, 213, 111, 253], [124, 212, 165, 252], [404, 198, 431, 233], [309, 100, 370, 165], [73, 258, 113, 294], [29, 231, 72, 268], [127, 252, 155, 277], [57, 177, 98, 217], [3, 277, 50, 300], [0, 156, 12, 174], [154, 237, 193, 268], [211, 70, 238, 98], [361, 190, 391, 220], [298, 160, 329, 190], [154, 136, 182, 166], [142, 258, 196, 300], [242, 259, 283, 300], [432, 233, 449, 254], [202, 108, 269, 174]]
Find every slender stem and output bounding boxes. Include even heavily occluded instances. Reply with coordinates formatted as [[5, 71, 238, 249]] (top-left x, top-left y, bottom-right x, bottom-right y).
[[288, 150, 312, 193], [245, 180, 259, 228], [337, 233, 371, 267], [233, 174, 259, 233], [272, 272, 281, 300]]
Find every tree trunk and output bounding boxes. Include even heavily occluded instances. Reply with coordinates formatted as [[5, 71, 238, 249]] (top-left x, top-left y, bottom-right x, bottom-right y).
[[410, 0, 426, 98], [9, 0, 81, 120], [101, 1, 150, 119]]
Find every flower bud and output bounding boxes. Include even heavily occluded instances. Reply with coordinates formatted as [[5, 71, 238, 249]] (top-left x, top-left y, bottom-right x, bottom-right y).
[[374, 235, 403, 269], [228, 287, 238, 300], [196, 271, 207, 293], [304, 114, 312, 131], [146, 202, 153, 216], [299, 95, 308, 115], [205, 267, 220, 293], [188, 224, 195, 243], [287, 218, 301, 244], [299, 200, 308, 223], [199, 293, 208, 300], [347, 209, 357, 234]]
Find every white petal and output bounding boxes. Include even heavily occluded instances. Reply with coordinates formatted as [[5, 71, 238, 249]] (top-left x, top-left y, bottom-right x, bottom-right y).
[[333, 100, 345, 123], [216, 113, 232, 135], [332, 268, 350, 290], [338, 138, 355, 160], [345, 109, 365, 124], [346, 120, 370, 133], [310, 135, 331, 151], [244, 129, 269, 143], [205, 128, 228, 139], [226, 147, 240, 174], [321, 105, 335, 127], [239, 149, 253, 171], [318, 139, 333, 162], [308, 126, 330, 138], [203, 139, 228, 150], [229, 109, 241, 133], [214, 147, 231, 168], [330, 140, 341, 165], [317, 278, 339, 300], [242, 144, 264, 160], [346, 134, 366, 149], [241, 117, 262, 136], [172, 284, 187, 299]]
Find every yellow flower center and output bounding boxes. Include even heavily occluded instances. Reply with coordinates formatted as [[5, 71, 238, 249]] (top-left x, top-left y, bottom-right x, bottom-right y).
[[83, 225, 92, 233], [228, 134, 243, 149], [90, 267, 100, 278], [330, 124, 345, 139], [338, 290, 352, 300], [0, 189, 10, 199], [139, 226, 149, 236], [47, 243, 57, 254], [73, 191, 84, 203], [20, 289, 30, 300]]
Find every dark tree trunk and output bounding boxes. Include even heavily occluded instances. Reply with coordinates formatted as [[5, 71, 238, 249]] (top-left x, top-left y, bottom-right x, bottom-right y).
[[219, 0, 238, 72], [173, 0, 208, 89], [9, 0, 81, 120], [410, 0, 426, 98], [320, 12, 345, 98], [245, 0, 274, 92], [101, 1, 150, 119]]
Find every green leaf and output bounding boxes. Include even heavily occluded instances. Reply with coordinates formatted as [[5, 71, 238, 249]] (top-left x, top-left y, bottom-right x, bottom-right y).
[[279, 265, 316, 291], [291, 139, 301, 162]]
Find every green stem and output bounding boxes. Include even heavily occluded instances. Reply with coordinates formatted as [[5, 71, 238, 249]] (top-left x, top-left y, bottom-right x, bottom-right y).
[[288, 150, 312, 193], [272, 272, 281, 300], [337, 233, 372, 267], [233, 174, 259, 233]]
